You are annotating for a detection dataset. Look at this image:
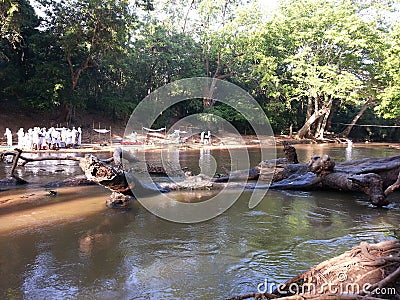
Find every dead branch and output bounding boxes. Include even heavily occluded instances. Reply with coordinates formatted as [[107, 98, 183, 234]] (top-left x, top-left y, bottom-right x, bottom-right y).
[[384, 170, 400, 196]]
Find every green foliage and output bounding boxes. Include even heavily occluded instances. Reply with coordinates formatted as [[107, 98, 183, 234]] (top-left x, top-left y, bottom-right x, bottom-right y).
[[1, 0, 400, 138], [377, 20, 400, 118], [1, 0, 21, 52]]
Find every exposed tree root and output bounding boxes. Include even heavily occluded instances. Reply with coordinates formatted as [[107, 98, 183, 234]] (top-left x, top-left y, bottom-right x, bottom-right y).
[[228, 240, 400, 300]]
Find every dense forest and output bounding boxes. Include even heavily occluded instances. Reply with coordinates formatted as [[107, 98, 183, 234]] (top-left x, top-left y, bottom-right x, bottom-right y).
[[1, 0, 400, 140]]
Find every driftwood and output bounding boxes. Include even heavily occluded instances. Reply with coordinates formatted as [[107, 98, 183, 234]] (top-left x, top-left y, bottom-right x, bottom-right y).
[[211, 145, 399, 206], [78, 146, 400, 207], [228, 240, 400, 300], [213, 166, 260, 183], [2, 145, 400, 207], [79, 154, 169, 207], [263, 153, 400, 206]]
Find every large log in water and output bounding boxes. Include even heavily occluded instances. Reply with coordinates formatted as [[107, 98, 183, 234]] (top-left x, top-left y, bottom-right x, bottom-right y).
[[79, 154, 169, 207], [262, 154, 400, 206], [2, 146, 400, 207], [81, 147, 400, 207]]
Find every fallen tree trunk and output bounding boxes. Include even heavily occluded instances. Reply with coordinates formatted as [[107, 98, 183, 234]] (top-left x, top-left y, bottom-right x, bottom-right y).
[[2, 146, 400, 207], [228, 239, 400, 300], [78, 147, 400, 207], [262, 153, 400, 206], [79, 154, 169, 207]]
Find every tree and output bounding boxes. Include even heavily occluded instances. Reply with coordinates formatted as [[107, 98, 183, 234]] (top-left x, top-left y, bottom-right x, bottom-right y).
[[1, 0, 21, 58], [0, 0, 45, 110], [266, 0, 390, 139], [377, 20, 400, 119], [154, 0, 249, 107], [37, 0, 148, 121]]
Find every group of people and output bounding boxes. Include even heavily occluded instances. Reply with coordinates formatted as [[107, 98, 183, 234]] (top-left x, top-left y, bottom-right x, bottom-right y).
[[3, 126, 82, 150], [200, 131, 212, 144]]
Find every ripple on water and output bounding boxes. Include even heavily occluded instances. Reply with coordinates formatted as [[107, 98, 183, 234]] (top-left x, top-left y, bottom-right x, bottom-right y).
[[293, 234, 372, 267], [243, 210, 269, 217]]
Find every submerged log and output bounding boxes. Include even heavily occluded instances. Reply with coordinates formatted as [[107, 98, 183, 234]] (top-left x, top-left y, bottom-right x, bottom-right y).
[[1, 148, 82, 185], [228, 239, 400, 300]]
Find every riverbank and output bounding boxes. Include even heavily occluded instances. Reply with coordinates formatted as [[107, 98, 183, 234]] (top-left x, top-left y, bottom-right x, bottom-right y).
[[0, 186, 109, 234], [0, 110, 325, 148]]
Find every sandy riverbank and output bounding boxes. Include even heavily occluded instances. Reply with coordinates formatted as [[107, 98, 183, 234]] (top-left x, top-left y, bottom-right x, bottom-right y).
[[0, 185, 111, 234]]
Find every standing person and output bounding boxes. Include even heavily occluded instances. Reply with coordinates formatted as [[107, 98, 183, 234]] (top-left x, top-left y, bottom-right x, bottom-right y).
[[200, 131, 205, 144], [77, 127, 82, 146], [32, 127, 40, 150], [45, 128, 52, 149], [38, 128, 46, 150], [71, 127, 77, 146], [60, 128, 67, 148], [4, 128, 12, 146], [25, 128, 33, 150], [51, 129, 61, 149], [65, 129, 73, 147], [17, 128, 24, 149]]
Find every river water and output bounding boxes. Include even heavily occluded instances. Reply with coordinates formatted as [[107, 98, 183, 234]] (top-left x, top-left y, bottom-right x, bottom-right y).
[[0, 144, 399, 299]]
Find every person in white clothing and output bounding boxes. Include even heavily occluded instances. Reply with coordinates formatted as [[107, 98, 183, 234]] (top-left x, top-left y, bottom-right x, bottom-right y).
[[32, 127, 40, 150], [60, 128, 67, 148], [45, 128, 52, 148], [77, 127, 82, 146], [65, 129, 73, 147], [17, 128, 24, 149], [25, 128, 33, 150], [51, 129, 61, 149], [4, 128, 12, 146], [205, 130, 211, 144], [71, 127, 77, 146]]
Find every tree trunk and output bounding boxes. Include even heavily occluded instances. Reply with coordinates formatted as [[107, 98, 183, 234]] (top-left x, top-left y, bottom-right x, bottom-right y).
[[325, 99, 338, 131], [341, 97, 375, 138], [263, 153, 400, 206], [3, 147, 400, 208], [86, 147, 400, 206], [295, 99, 333, 139], [306, 96, 313, 120], [314, 98, 333, 139]]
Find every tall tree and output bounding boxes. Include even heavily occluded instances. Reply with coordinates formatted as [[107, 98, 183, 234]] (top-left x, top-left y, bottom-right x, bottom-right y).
[[269, 0, 389, 139], [0, 0, 43, 109], [37, 0, 147, 121], [1, 0, 20, 57], [377, 20, 400, 119]]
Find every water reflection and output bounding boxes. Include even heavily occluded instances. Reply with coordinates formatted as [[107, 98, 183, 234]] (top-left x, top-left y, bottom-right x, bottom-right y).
[[345, 139, 353, 161]]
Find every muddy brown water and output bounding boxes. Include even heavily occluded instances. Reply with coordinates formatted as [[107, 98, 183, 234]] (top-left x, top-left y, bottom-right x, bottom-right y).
[[0, 144, 399, 299]]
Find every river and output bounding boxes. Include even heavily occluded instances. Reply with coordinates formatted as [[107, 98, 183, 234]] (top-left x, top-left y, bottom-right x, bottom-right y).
[[0, 143, 399, 299]]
